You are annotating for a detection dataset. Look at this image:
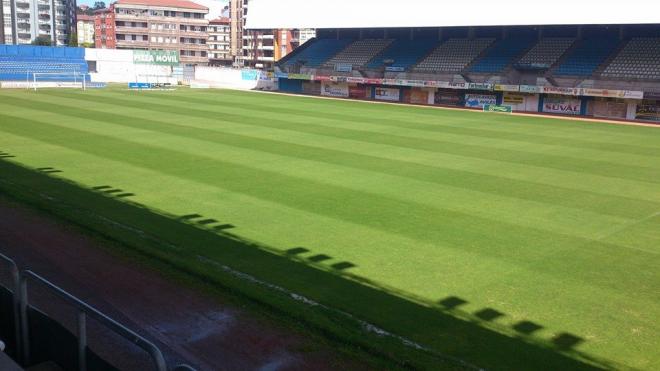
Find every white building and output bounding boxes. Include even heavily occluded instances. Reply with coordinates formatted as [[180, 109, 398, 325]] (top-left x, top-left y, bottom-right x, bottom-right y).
[[76, 13, 94, 45], [0, 0, 77, 45]]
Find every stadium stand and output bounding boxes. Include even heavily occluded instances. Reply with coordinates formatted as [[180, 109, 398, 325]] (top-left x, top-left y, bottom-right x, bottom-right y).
[[0, 45, 89, 82], [601, 38, 660, 80], [366, 39, 438, 70], [554, 38, 620, 76], [324, 39, 393, 68], [282, 38, 353, 67], [517, 37, 575, 68], [469, 37, 536, 73], [414, 38, 494, 73]]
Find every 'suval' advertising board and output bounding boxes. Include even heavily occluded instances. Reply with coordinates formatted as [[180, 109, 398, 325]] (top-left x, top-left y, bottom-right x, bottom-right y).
[[321, 82, 349, 98], [374, 87, 400, 101], [543, 97, 581, 115], [465, 94, 497, 108]]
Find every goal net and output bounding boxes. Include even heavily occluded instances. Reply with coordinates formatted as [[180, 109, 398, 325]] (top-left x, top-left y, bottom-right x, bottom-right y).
[[30, 71, 89, 91]]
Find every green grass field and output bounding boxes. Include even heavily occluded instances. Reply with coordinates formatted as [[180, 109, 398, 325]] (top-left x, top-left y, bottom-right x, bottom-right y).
[[0, 87, 659, 370]]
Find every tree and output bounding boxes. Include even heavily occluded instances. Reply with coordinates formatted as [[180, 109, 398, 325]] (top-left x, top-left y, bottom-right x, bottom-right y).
[[92, 1, 106, 10], [68, 32, 78, 47], [32, 36, 52, 46]]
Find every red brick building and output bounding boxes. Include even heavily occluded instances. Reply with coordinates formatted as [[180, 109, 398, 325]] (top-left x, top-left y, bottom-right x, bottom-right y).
[[94, 6, 117, 49]]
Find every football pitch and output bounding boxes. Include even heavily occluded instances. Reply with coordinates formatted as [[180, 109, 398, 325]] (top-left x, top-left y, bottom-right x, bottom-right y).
[[0, 87, 658, 370]]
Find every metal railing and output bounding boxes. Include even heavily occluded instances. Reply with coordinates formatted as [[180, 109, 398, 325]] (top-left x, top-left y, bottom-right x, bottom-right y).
[[20, 270, 167, 371], [0, 253, 197, 371], [0, 253, 21, 361]]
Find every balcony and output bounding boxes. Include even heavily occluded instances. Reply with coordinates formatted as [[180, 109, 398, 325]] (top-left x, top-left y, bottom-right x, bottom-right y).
[[179, 30, 209, 38], [180, 43, 209, 51], [115, 26, 148, 33], [116, 39, 149, 47]]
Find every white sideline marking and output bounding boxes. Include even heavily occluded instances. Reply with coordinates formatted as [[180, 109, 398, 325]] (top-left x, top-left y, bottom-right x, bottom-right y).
[[194, 255, 483, 370], [595, 211, 660, 255], [0, 174, 478, 370]]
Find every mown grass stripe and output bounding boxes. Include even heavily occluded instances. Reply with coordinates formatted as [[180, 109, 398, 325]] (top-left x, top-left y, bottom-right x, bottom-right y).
[[137, 90, 660, 157], [2, 112, 659, 284], [174, 89, 660, 146], [37, 91, 660, 184], [3, 96, 659, 218]]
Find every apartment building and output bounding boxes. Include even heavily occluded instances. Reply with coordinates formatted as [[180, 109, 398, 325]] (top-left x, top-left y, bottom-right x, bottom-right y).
[[237, 0, 315, 69], [76, 13, 94, 45], [0, 0, 76, 45], [228, 0, 243, 66], [110, 0, 210, 64], [94, 6, 116, 48], [208, 16, 230, 65]]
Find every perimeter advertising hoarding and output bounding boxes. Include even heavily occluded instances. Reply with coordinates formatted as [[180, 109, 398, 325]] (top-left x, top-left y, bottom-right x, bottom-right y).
[[483, 104, 513, 113], [374, 87, 400, 101], [494, 84, 520, 92], [543, 97, 581, 115], [593, 101, 627, 119], [321, 82, 349, 97], [635, 104, 660, 121], [465, 94, 497, 108], [133, 50, 180, 66], [409, 89, 429, 105]]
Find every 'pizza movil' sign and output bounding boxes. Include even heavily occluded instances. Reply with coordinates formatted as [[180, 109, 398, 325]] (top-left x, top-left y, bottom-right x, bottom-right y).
[[133, 50, 180, 66]]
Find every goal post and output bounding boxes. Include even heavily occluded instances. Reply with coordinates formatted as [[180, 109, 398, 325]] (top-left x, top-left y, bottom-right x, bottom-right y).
[[29, 71, 89, 91]]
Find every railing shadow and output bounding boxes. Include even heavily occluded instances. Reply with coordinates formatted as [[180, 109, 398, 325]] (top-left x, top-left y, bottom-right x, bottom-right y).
[[0, 158, 619, 370]]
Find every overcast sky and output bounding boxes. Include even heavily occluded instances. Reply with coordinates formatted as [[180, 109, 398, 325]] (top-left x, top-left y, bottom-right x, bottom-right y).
[[246, 0, 660, 29]]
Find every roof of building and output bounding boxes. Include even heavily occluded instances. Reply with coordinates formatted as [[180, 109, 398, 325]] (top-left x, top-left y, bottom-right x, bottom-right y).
[[114, 0, 208, 11], [77, 14, 94, 21], [210, 17, 230, 24]]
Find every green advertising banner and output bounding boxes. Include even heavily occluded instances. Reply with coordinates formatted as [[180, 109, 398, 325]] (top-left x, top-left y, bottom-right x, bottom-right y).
[[483, 104, 513, 113], [133, 50, 180, 66]]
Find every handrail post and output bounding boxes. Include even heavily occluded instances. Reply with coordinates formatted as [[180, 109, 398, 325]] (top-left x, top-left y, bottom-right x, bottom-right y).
[[10, 264, 21, 364], [19, 277, 29, 366], [78, 311, 87, 371]]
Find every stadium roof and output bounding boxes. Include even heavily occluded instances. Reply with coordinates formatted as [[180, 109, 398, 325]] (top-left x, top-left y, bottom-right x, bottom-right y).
[[245, 0, 660, 29]]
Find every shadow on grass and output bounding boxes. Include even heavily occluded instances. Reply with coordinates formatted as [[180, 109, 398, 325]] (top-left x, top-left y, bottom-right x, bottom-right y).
[[0, 158, 617, 370]]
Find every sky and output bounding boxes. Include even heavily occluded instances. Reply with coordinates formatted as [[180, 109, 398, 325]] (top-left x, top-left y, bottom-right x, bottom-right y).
[[246, 0, 660, 29]]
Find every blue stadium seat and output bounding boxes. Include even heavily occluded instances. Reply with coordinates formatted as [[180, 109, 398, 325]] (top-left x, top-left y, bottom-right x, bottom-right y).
[[554, 38, 619, 76], [366, 39, 438, 70], [470, 37, 536, 73], [0, 45, 89, 82], [283, 39, 354, 68]]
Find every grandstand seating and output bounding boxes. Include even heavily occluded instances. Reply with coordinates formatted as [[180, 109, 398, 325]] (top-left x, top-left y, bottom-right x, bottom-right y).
[[554, 38, 620, 76], [601, 38, 660, 80], [517, 38, 575, 68], [414, 38, 494, 73], [366, 39, 438, 70], [469, 37, 536, 73], [324, 39, 393, 68], [282, 38, 353, 68], [0, 45, 89, 81]]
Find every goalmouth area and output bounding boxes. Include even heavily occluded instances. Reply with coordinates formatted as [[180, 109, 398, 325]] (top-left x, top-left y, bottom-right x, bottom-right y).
[[0, 86, 658, 370]]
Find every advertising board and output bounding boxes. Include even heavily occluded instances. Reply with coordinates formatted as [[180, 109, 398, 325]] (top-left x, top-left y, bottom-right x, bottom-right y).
[[321, 82, 349, 97], [465, 94, 497, 108], [543, 96, 581, 115], [374, 87, 400, 101]]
